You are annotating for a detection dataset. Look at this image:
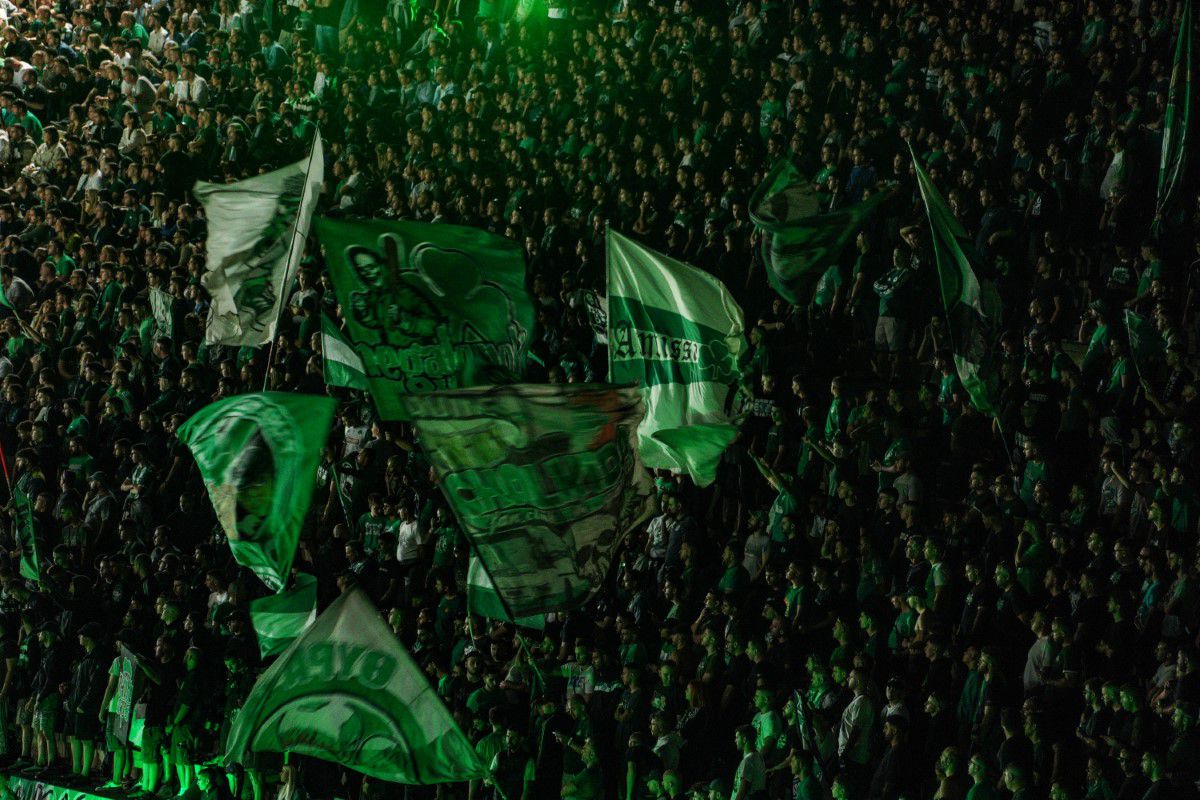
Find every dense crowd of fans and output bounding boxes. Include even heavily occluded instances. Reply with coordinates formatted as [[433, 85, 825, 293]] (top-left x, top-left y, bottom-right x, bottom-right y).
[[0, 0, 1198, 799]]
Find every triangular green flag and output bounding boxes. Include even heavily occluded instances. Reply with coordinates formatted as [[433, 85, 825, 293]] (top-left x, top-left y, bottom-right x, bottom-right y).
[[749, 158, 891, 304], [250, 573, 319, 658], [1156, 0, 1193, 232], [607, 229, 743, 487], [1124, 309, 1166, 378], [321, 315, 369, 390], [225, 588, 486, 785], [911, 151, 1000, 416], [467, 558, 545, 630], [12, 487, 38, 581], [316, 217, 534, 420], [178, 392, 335, 591]]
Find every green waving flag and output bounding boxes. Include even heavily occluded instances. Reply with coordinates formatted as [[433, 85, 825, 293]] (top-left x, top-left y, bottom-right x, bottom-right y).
[[316, 218, 533, 420], [321, 315, 369, 391], [467, 558, 546, 630], [749, 158, 890, 304], [250, 572, 319, 658], [405, 384, 656, 618], [178, 392, 335, 591], [1124, 309, 1166, 379], [12, 487, 38, 581], [607, 229, 743, 486], [912, 152, 1000, 415], [226, 588, 485, 785], [1156, 0, 1193, 232]]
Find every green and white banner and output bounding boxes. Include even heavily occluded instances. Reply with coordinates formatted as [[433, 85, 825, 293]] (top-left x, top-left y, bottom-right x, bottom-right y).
[[607, 229, 743, 486], [467, 558, 546, 629], [178, 392, 334, 591], [317, 217, 533, 420], [405, 383, 656, 618], [250, 572, 319, 658], [149, 288, 174, 339], [321, 314, 369, 390], [196, 132, 323, 346], [225, 588, 485, 785]]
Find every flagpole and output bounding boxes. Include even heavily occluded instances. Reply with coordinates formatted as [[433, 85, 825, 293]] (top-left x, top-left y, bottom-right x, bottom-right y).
[[463, 525, 547, 692], [261, 131, 322, 391]]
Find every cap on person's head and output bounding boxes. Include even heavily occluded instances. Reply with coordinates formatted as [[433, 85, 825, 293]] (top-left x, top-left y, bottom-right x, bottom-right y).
[[79, 622, 103, 642], [89, 471, 107, 484]]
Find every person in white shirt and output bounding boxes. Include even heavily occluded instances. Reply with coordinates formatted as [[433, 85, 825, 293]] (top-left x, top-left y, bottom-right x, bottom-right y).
[[392, 505, 424, 566], [836, 668, 876, 794], [173, 64, 208, 106], [71, 156, 104, 199], [147, 17, 169, 54], [6, 57, 35, 88], [730, 725, 766, 800]]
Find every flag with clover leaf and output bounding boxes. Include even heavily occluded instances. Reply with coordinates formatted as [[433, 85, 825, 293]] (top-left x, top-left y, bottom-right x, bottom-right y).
[[225, 588, 485, 785], [607, 229, 745, 487], [316, 217, 533, 420]]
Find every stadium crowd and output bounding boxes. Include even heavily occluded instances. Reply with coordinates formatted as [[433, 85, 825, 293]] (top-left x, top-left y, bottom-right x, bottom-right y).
[[0, 0, 1198, 798]]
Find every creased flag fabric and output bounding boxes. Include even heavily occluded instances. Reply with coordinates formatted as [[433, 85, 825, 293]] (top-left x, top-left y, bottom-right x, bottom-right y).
[[404, 383, 656, 618], [178, 392, 334, 591], [317, 217, 533, 420], [607, 229, 743, 486], [150, 288, 175, 339], [1156, 0, 1193, 230], [250, 572, 319, 658], [321, 315, 369, 390], [912, 152, 1000, 416], [1125, 309, 1165, 378], [467, 558, 546, 629], [225, 588, 485, 785], [12, 486, 37, 581], [196, 131, 323, 346], [749, 158, 890, 304]]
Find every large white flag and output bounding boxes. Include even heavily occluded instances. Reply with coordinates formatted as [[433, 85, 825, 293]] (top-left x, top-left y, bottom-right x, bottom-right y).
[[196, 132, 324, 346]]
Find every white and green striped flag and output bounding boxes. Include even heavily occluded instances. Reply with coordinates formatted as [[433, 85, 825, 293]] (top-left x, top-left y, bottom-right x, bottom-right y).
[[321, 315, 369, 390], [467, 558, 545, 629], [607, 229, 745, 487], [249, 572, 318, 657]]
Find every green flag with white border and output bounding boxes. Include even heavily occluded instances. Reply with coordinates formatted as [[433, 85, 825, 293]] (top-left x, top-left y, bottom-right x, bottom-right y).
[[321, 315, 369, 390], [178, 392, 334, 591], [225, 587, 485, 785]]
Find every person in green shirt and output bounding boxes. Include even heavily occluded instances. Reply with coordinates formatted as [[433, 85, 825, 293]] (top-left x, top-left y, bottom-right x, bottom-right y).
[[965, 753, 1002, 800]]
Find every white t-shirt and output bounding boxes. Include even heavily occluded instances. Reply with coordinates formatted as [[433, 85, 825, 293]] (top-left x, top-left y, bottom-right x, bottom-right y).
[[838, 694, 875, 764], [731, 751, 766, 800], [393, 519, 424, 564]]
